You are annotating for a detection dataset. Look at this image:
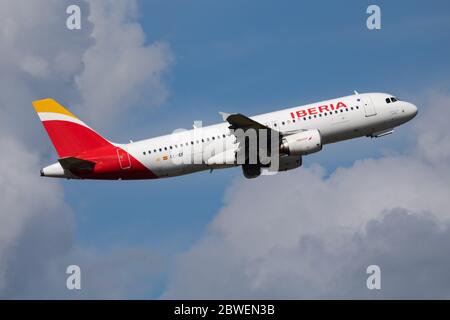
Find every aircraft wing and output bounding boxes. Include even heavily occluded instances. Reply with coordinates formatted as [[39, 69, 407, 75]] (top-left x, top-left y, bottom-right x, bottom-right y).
[[58, 157, 96, 172], [219, 112, 274, 132], [219, 112, 282, 161], [219, 111, 307, 137]]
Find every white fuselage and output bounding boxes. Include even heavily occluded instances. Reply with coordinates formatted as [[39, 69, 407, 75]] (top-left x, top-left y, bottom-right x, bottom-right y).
[[123, 92, 417, 178]]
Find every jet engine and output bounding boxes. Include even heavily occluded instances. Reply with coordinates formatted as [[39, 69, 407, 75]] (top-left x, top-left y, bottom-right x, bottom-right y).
[[280, 129, 322, 155], [263, 155, 302, 173], [276, 155, 302, 171], [242, 164, 261, 179]]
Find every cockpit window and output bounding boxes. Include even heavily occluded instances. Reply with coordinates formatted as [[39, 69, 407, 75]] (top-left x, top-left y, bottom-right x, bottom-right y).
[[386, 97, 398, 104]]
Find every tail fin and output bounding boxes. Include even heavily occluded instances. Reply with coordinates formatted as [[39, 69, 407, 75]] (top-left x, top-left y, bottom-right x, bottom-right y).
[[32, 99, 110, 158]]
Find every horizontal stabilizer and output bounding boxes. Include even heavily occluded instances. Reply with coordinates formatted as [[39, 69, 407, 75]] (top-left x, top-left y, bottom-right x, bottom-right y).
[[58, 157, 96, 172]]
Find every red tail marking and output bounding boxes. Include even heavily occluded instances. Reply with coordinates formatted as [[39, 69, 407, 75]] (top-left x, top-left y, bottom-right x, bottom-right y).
[[42, 120, 109, 158]]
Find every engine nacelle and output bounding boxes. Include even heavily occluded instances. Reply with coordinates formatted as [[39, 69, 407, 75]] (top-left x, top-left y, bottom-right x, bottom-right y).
[[242, 164, 261, 179], [280, 129, 322, 155], [265, 155, 302, 172], [277, 155, 302, 171]]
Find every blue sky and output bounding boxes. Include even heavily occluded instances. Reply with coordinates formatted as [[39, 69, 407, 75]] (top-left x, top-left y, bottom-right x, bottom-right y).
[[29, 0, 450, 298]]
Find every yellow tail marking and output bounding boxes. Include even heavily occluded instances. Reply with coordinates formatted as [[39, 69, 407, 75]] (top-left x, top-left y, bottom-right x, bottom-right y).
[[32, 98, 78, 119]]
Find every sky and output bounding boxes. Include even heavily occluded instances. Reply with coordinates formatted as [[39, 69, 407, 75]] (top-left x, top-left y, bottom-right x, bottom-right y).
[[0, 0, 450, 298]]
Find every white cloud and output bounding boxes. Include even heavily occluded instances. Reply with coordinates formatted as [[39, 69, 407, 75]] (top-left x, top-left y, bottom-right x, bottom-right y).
[[0, 134, 74, 297], [0, 0, 172, 298], [75, 0, 173, 128], [163, 92, 450, 299], [414, 92, 450, 165], [3, 246, 164, 299]]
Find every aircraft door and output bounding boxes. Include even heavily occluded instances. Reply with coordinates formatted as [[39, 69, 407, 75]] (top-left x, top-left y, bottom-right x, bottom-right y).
[[361, 95, 377, 117], [116, 147, 131, 169]]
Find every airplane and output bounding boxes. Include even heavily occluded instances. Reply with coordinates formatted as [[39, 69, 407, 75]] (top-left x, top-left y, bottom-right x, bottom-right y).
[[33, 92, 417, 180]]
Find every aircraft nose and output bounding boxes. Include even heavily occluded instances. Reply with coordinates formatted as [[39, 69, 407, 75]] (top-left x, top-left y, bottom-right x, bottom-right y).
[[403, 102, 417, 120], [408, 102, 418, 118]]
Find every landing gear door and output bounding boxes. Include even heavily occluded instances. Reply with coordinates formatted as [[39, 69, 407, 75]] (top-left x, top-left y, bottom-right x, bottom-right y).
[[362, 95, 377, 117]]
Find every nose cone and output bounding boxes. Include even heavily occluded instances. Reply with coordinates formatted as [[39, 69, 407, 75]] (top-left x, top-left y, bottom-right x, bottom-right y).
[[408, 103, 418, 119], [406, 102, 418, 120]]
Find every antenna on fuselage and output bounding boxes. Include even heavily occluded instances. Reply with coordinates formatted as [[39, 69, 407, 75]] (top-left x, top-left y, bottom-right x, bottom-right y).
[[354, 90, 359, 95]]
